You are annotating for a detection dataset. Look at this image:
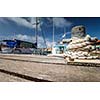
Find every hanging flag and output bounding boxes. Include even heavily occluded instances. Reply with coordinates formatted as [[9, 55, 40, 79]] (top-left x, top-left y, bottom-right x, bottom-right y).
[[62, 32, 71, 38], [62, 32, 67, 38]]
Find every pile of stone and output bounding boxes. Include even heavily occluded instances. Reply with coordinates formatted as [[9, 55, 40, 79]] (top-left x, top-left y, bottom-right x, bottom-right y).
[[65, 25, 100, 59]]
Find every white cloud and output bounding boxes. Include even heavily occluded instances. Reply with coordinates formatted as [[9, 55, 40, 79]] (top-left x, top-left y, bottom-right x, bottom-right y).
[[16, 34, 33, 41], [22, 17, 42, 31], [0, 17, 72, 48], [0, 17, 41, 31], [53, 17, 72, 28], [46, 39, 53, 47], [16, 34, 35, 43], [0, 17, 72, 32], [15, 34, 52, 48], [7, 17, 33, 29]]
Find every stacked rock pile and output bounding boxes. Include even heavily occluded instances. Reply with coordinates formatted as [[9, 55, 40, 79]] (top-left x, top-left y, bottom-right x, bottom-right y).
[[65, 25, 100, 59]]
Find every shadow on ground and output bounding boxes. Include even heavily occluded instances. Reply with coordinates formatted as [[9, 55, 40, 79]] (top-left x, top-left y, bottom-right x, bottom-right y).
[[0, 69, 52, 82]]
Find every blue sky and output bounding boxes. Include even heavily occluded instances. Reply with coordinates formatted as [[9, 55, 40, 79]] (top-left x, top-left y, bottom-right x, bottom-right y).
[[66, 17, 100, 38], [0, 17, 100, 48]]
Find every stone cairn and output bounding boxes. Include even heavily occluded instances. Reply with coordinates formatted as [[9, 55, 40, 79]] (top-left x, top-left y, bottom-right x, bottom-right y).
[[65, 25, 100, 60]]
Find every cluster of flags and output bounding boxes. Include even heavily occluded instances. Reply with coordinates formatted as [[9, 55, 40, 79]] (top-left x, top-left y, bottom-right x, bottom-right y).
[[62, 32, 71, 38]]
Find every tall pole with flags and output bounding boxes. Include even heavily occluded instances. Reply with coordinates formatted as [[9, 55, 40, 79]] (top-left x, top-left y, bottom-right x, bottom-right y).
[[62, 27, 66, 38], [31, 17, 38, 49], [53, 17, 55, 47], [35, 17, 38, 49], [64, 27, 66, 34]]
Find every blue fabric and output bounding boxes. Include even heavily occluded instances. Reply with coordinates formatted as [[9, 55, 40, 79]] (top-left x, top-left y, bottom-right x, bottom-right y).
[[6, 41, 17, 48]]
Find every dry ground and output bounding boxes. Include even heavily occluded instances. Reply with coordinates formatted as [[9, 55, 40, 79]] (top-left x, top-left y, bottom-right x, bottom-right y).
[[0, 55, 100, 81]]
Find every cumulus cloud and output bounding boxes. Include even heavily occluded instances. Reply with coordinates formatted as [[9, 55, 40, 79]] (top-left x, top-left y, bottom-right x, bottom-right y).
[[0, 17, 72, 48], [22, 17, 42, 31], [53, 17, 72, 28], [16, 34, 35, 42], [0, 17, 72, 32], [6, 17, 33, 29], [15, 34, 52, 48], [0, 17, 41, 31]]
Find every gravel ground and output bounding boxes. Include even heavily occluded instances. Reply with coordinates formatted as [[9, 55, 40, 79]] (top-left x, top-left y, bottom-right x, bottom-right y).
[[0, 71, 29, 82], [0, 57, 100, 82]]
